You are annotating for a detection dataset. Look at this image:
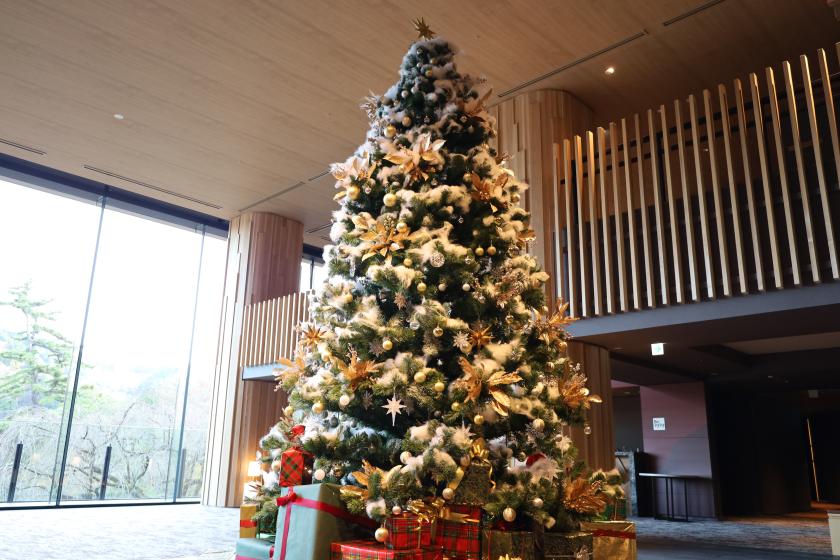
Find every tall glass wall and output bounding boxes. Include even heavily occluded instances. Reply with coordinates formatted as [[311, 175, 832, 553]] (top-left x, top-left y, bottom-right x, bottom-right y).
[[0, 171, 226, 506]]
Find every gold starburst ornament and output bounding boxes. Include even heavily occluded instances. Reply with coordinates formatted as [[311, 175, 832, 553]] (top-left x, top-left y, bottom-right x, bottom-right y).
[[456, 357, 522, 416], [333, 348, 382, 389], [412, 17, 436, 40]]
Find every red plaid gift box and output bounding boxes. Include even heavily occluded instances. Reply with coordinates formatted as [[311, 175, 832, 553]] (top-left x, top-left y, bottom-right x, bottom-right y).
[[330, 539, 442, 560], [433, 505, 481, 560], [384, 512, 434, 549], [279, 447, 312, 487]]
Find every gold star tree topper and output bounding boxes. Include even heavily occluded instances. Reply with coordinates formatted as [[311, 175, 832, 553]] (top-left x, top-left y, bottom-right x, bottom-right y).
[[413, 17, 436, 40]]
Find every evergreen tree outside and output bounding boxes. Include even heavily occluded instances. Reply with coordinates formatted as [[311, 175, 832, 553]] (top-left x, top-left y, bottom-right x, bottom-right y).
[[257, 25, 619, 535]]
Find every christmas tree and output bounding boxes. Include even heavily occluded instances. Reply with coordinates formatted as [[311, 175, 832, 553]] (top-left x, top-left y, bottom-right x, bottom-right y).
[[255, 20, 615, 538]]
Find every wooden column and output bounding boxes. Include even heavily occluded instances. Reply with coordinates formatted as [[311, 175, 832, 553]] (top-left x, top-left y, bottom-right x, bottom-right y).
[[202, 212, 304, 507], [567, 341, 615, 471], [489, 90, 593, 297]]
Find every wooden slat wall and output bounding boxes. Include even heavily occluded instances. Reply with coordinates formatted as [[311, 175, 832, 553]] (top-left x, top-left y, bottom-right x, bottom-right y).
[[238, 291, 314, 368], [552, 44, 840, 318]]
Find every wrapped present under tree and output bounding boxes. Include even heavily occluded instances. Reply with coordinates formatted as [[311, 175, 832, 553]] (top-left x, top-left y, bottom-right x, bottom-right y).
[[481, 526, 536, 560], [235, 537, 274, 560], [384, 511, 434, 549], [240, 503, 258, 539], [273, 484, 376, 560], [540, 530, 593, 560], [331, 539, 442, 560], [580, 520, 637, 560]]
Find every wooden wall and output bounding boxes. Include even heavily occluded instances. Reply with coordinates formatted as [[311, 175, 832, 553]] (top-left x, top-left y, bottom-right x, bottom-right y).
[[202, 212, 303, 507], [489, 90, 593, 299], [567, 341, 615, 471]]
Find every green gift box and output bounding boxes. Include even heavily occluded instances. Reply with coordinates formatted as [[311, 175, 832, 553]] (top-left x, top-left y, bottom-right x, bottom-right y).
[[481, 527, 536, 560], [272, 484, 377, 560], [236, 537, 274, 560]]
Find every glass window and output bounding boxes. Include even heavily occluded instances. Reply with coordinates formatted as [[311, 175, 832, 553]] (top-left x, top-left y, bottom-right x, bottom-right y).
[[0, 165, 227, 507], [0, 178, 101, 504]]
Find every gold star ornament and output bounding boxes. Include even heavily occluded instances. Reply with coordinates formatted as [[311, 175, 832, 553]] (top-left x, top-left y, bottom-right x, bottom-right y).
[[413, 17, 436, 40]]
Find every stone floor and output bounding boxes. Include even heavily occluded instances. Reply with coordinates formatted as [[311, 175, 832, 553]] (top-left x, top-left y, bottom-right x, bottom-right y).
[[0, 504, 833, 559]]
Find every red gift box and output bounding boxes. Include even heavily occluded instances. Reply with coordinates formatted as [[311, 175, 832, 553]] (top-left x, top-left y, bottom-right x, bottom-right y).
[[279, 447, 312, 487], [384, 512, 434, 549], [434, 505, 481, 560], [330, 539, 442, 560]]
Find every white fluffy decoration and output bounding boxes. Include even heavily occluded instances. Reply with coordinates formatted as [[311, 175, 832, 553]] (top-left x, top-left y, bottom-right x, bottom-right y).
[[366, 498, 387, 518], [408, 422, 433, 442]]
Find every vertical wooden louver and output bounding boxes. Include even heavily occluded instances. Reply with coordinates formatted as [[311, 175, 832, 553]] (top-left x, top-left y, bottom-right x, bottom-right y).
[[551, 44, 840, 318]]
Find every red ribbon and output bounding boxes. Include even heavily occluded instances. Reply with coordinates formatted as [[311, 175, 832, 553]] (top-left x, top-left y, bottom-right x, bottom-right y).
[[591, 529, 636, 539], [275, 486, 378, 560], [239, 520, 257, 528]]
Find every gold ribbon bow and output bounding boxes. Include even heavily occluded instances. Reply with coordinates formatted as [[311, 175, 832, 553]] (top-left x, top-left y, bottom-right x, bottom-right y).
[[408, 497, 480, 524]]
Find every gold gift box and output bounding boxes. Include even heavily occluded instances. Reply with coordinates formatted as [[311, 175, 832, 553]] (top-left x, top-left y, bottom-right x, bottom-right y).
[[240, 503, 258, 538], [579, 520, 636, 560]]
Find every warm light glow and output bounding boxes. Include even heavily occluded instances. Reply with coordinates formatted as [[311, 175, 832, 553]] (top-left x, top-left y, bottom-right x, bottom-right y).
[[113, 113, 125, 120], [604, 66, 616, 75], [651, 342, 665, 356], [247, 460, 263, 477]]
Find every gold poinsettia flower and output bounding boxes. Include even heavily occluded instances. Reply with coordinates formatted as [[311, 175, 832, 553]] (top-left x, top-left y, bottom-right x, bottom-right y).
[[456, 357, 522, 416], [532, 301, 576, 345], [333, 348, 382, 389], [559, 371, 602, 409], [564, 476, 607, 515], [516, 228, 536, 249], [469, 172, 508, 213], [331, 154, 378, 200], [468, 322, 493, 349], [360, 92, 379, 121], [275, 350, 306, 391], [341, 459, 385, 502], [299, 324, 328, 349], [358, 221, 409, 261], [384, 134, 445, 184], [463, 88, 493, 122]]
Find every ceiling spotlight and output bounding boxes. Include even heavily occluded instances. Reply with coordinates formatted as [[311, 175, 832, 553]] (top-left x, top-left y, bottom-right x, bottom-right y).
[[651, 342, 665, 356], [604, 66, 616, 75], [113, 113, 125, 120]]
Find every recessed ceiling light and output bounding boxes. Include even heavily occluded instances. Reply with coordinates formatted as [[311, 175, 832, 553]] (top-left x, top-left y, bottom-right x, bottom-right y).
[[604, 66, 616, 75], [113, 113, 125, 120]]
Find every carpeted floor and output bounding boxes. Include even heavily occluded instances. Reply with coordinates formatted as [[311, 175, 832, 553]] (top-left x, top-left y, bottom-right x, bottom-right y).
[[0, 504, 238, 560], [635, 516, 833, 558], [0, 505, 834, 559]]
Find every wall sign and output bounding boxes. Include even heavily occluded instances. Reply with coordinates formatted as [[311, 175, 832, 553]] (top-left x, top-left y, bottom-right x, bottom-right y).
[[652, 417, 666, 431]]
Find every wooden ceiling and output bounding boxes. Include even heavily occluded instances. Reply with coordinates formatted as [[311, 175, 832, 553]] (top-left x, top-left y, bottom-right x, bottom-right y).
[[1, 0, 837, 246]]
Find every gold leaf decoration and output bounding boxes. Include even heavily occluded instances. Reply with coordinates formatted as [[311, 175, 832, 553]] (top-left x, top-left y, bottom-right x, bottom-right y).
[[468, 322, 493, 350], [559, 371, 601, 410], [455, 358, 522, 416], [357, 221, 409, 261], [384, 134, 445, 185], [299, 324, 328, 349], [333, 348, 382, 390], [563, 477, 607, 515], [412, 17, 436, 40]]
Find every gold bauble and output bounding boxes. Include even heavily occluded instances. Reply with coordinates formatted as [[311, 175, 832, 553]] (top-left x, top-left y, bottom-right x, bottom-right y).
[[462, 283, 471, 292], [414, 371, 427, 383], [312, 401, 325, 414], [533, 418, 545, 431], [475, 247, 485, 257], [382, 338, 394, 351], [451, 402, 461, 412], [403, 257, 413, 267], [502, 507, 517, 522], [392, 505, 403, 515], [438, 283, 447, 291], [396, 221, 409, 233], [533, 497, 544, 508], [283, 405, 294, 417], [384, 124, 397, 138], [401, 116, 412, 126], [347, 185, 360, 200], [417, 282, 427, 293], [473, 414, 485, 425], [434, 381, 446, 393], [487, 245, 497, 256], [383, 192, 398, 207], [511, 192, 521, 203], [374, 527, 390, 543], [433, 326, 444, 337], [459, 455, 471, 468], [462, 173, 471, 183], [442, 487, 455, 500]]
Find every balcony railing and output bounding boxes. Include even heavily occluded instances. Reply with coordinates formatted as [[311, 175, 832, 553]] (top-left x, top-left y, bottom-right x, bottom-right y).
[[239, 291, 313, 369], [551, 44, 840, 318]]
